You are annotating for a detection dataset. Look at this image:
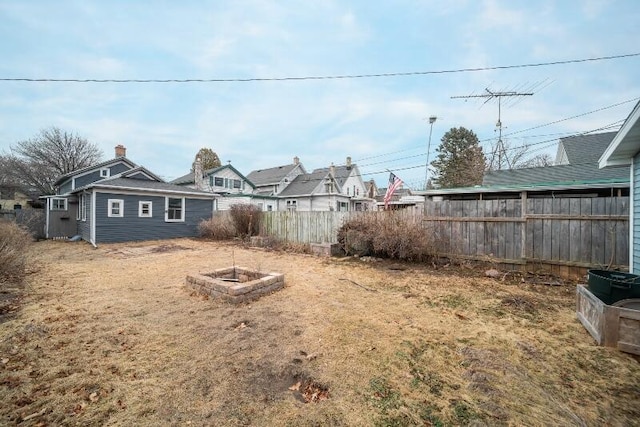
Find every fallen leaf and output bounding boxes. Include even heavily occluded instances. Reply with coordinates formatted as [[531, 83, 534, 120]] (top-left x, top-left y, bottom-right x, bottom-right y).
[[1, 358, 8, 364], [89, 392, 99, 402], [288, 381, 301, 391]]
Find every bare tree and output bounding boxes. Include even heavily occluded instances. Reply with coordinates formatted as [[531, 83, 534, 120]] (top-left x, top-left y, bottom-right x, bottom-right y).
[[487, 139, 555, 170], [518, 153, 553, 168], [1, 127, 102, 195]]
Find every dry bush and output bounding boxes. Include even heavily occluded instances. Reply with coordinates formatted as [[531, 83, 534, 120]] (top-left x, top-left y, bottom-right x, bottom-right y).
[[338, 213, 445, 261], [0, 220, 33, 282], [229, 204, 263, 237], [198, 214, 235, 240]]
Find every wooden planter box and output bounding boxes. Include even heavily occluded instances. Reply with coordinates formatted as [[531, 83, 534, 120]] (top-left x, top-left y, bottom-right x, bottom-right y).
[[576, 285, 640, 355]]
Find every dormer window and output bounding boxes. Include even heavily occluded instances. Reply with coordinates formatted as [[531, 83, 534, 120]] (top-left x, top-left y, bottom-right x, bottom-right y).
[[100, 168, 110, 178]]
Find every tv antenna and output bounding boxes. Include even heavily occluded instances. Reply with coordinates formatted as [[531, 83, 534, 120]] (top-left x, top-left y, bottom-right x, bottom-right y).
[[452, 88, 533, 170]]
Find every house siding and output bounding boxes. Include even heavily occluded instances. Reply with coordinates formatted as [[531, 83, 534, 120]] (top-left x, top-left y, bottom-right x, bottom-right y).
[[48, 200, 78, 238], [78, 194, 92, 242], [94, 192, 212, 243], [74, 162, 133, 190], [59, 179, 73, 195], [633, 153, 640, 273]]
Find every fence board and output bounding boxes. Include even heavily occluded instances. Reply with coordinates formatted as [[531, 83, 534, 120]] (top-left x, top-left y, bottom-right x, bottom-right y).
[[258, 196, 629, 273]]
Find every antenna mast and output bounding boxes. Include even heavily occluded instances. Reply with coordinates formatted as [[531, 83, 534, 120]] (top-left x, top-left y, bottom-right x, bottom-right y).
[[452, 88, 533, 170]]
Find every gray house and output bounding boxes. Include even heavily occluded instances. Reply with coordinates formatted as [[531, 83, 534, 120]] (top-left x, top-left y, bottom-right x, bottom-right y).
[[599, 101, 640, 272], [44, 145, 216, 245]]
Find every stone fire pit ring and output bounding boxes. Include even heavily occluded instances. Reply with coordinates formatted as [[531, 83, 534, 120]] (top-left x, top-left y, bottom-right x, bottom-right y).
[[186, 266, 284, 304]]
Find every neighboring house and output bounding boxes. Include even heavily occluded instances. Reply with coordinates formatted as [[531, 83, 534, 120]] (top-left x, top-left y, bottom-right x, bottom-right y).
[[44, 145, 216, 244], [246, 157, 306, 197], [375, 187, 425, 211], [420, 131, 629, 201], [599, 100, 640, 272], [0, 185, 36, 210], [277, 157, 374, 211], [171, 161, 263, 210]]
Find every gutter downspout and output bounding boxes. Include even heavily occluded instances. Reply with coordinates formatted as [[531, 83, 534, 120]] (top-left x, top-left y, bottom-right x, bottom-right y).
[[630, 160, 635, 273], [45, 198, 50, 239]]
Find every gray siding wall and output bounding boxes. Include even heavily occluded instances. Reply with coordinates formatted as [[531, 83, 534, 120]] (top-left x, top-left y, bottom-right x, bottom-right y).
[[110, 163, 131, 175], [633, 154, 640, 273], [74, 170, 102, 189], [59, 179, 73, 194], [73, 163, 133, 189], [78, 194, 92, 242], [48, 202, 78, 238], [127, 172, 152, 180], [94, 192, 212, 243]]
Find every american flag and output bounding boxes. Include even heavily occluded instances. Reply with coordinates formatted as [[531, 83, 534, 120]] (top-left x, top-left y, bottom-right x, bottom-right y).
[[383, 172, 403, 209]]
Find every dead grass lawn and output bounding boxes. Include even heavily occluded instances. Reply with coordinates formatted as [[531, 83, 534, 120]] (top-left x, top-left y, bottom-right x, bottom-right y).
[[1, 238, 639, 426]]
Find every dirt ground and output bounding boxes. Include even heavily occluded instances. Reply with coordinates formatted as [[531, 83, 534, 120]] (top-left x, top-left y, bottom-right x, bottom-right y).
[[1, 238, 639, 426]]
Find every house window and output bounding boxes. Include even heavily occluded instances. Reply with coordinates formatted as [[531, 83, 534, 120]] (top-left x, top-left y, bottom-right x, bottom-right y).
[[233, 179, 242, 189], [139, 201, 153, 218], [286, 200, 297, 211], [108, 199, 124, 217], [100, 168, 110, 178], [51, 198, 67, 211], [338, 201, 349, 212], [77, 194, 87, 221], [166, 197, 184, 222], [214, 177, 224, 187]]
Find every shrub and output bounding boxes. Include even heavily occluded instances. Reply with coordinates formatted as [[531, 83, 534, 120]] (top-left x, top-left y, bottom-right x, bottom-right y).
[[337, 213, 445, 262], [229, 204, 263, 237], [0, 220, 33, 283], [198, 214, 235, 240]]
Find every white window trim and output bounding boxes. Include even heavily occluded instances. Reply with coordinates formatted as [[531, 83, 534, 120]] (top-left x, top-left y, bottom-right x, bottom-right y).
[[165, 197, 185, 222], [76, 195, 82, 220], [100, 168, 110, 178], [108, 199, 124, 218], [81, 195, 87, 221], [51, 198, 67, 211], [138, 201, 153, 218]]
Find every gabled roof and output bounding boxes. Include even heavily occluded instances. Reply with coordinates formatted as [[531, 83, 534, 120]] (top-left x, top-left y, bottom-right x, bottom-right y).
[[246, 163, 304, 187], [312, 164, 356, 186], [600, 100, 640, 167], [484, 132, 627, 188], [171, 164, 255, 188], [119, 166, 164, 182], [53, 157, 138, 186], [277, 169, 328, 197], [483, 163, 629, 187], [556, 132, 617, 165], [72, 176, 216, 198]]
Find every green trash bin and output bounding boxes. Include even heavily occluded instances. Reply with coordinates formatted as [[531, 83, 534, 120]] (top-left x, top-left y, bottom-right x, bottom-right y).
[[587, 270, 640, 305]]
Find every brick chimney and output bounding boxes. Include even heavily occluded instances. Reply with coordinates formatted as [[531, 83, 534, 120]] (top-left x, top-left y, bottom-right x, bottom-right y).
[[293, 156, 299, 165], [115, 144, 126, 158], [329, 162, 336, 177], [346, 156, 352, 167]]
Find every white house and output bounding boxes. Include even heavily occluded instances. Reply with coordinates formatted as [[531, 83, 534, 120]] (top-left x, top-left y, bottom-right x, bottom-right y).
[[277, 157, 374, 211]]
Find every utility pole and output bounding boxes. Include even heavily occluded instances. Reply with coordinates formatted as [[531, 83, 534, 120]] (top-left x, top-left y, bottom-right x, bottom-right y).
[[452, 88, 532, 170], [424, 116, 437, 190]]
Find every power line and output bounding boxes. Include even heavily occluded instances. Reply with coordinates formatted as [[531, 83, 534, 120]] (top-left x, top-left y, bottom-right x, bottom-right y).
[[1, 52, 638, 83]]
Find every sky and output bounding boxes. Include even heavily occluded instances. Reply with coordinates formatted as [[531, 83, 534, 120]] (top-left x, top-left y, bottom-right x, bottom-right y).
[[1, 0, 639, 189]]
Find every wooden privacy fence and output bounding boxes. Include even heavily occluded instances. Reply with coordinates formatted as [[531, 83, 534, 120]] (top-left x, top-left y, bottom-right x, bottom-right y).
[[260, 210, 423, 244], [424, 196, 629, 276]]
